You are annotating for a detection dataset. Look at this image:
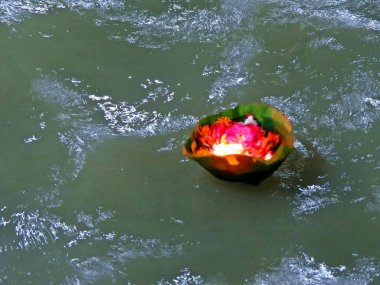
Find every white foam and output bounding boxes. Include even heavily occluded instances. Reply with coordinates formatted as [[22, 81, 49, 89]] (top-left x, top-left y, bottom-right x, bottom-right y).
[[0, 0, 124, 24], [293, 183, 339, 216], [250, 253, 380, 285], [158, 268, 203, 285], [263, 0, 380, 31], [24, 135, 40, 143], [93, 98, 197, 137], [106, 4, 230, 49]]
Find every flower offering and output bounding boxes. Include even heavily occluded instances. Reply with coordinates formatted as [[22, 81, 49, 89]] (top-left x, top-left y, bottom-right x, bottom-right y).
[[183, 103, 295, 183]]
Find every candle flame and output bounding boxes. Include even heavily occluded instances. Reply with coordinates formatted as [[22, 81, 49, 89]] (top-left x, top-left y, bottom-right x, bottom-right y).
[[212, 142, 244, 156], [264, 152, 273, 161], [212, 142, 274, 161]]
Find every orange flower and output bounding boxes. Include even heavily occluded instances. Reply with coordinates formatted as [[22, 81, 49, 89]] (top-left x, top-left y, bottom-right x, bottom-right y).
[[215, 116, 233, 126]]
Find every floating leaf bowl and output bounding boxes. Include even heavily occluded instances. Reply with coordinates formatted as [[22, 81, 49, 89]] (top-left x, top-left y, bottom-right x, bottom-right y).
[[183, 103, 295, 183]]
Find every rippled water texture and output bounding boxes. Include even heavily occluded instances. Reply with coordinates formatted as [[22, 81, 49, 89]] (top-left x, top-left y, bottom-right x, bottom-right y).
[[0, 0, 379, 284]]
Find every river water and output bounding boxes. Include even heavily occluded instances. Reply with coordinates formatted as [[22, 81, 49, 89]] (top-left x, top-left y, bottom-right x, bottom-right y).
[[0, 0, 379, 284]]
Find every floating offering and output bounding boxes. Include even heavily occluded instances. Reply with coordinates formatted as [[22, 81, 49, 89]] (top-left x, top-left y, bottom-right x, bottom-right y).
[[183, 103, 295, 183]]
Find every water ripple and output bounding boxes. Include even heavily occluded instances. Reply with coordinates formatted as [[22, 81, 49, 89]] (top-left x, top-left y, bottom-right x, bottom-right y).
[[264, 0, 380, 31], [0, 209, 76, 252], [250, 253, 380, 285], [158, 268, 203, 285], [0, 0, 124, 24], [107, 4, 229, 49], [208, 37, 262, 103], [91, 93, 197, 137], [293, 183, 339, 216], [109, 235, 183, 261]]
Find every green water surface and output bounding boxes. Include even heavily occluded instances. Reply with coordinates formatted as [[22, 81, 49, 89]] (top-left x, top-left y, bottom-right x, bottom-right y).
[[0, 1, 379, 284]]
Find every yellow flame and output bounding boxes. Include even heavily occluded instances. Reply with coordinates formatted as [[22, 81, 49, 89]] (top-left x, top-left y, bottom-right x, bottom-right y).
[[264, 152, 273, 161], [211, 133, 274, 161], [212, 142, 244, 156]]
